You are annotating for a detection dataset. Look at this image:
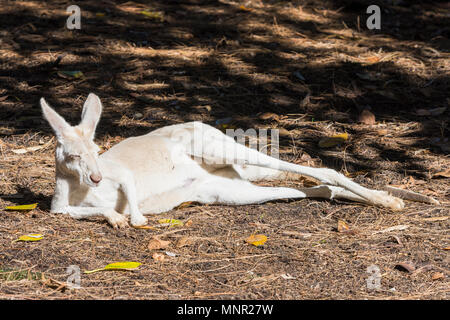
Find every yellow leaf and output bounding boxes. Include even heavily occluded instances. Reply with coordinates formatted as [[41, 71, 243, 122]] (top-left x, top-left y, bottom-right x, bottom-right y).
[[158, 218, 183, 227], [84, 261, 141, 274], [246, 234, 267, 246], [318, 133, 348, 148], [16, 233, 43, 242], [239, 5, 252, 11], [58, 71, 84, 79], [140, 10, 164, 21], [5, 203, 37, 211]]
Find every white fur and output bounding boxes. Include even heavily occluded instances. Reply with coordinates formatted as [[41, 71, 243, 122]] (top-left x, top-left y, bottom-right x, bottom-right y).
[[41, 93, 414, 228]]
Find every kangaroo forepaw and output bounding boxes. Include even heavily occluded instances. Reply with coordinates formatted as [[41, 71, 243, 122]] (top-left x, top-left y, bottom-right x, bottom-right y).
[[106, 210, 129, 228]]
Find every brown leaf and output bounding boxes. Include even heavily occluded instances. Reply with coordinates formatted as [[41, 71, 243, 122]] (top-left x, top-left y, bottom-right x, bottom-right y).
[[431, 272, 444, 280], [395, 262, 416, 273], [337, 220, 358, 235], [365, 56, 380, 64], [184, 219, 193, 227], [259, 112, 280, 121], [147, 237, 170, 250], [41, 278, 68, 292], [337, 220, 350, 233], [176, 236, 192, 248], [152, 252, 165, 262], [432, 168, 450, 178], [358, 109, 376, 125]]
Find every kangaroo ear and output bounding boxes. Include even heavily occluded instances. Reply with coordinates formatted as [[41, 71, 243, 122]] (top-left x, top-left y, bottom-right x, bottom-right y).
[[40, 97, 71, 139], [79, 93, 102, 139]]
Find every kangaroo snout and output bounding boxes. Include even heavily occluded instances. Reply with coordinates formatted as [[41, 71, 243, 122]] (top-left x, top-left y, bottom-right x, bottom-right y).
[[90, 173, 102, 184]]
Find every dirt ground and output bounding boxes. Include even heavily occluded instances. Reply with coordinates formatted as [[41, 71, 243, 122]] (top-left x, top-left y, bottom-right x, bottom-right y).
[[0, 0, 449, 300]]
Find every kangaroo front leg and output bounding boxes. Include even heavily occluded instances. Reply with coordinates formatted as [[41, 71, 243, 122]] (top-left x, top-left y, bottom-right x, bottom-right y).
[[54, 206, 128, 228], [100, 160, 148, 227], [119, 179, 148, 226]]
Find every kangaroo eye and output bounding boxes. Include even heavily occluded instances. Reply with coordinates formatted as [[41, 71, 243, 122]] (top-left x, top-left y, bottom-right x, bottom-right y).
[[68, 154, 81, 160]]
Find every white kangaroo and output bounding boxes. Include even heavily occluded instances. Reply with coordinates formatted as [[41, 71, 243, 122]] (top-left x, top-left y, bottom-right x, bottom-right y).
[[41, 93, 423, 228]]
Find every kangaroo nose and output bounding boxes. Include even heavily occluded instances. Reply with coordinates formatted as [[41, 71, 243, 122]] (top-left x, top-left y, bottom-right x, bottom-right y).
[[90, 173, 102, 184]]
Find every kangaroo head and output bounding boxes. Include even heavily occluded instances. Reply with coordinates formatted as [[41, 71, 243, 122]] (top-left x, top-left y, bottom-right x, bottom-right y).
[[40, 93, 103, 187]]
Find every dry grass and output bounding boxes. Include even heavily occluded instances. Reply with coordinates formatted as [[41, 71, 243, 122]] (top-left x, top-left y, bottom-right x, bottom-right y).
[[0, 0, 449, 299]]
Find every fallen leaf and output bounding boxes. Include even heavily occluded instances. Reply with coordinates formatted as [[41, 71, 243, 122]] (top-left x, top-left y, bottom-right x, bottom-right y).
[[259, 112, 280, 121], [337, 220, 357, 235], [431, 272, 444, 280], [318, 133, 348, 148], [376, 129, 389, 136], [358, 109, 376, 125], [57, 70, 84, 79], [5, 203, 37, 211], [176, 236, 192, 248], [41, 278, 68, 292], [239, 5, 252, 11], [432, 169, 450, 178], [184, 220, 193, 227], [15, 233, 43, 242], [372, 225, 409, 235], [158, 218, 183, 228], [395, 262, 416, 273], [84, 261, 141, 274], [365, 56, 380, 64], [337, 220, 350, 233], [443, 247, 450, 251], [132, 225, 156, 230], [147, 237, 170, 250], [246, 234, 267, 246], [152, 252, 165, 262], [140, 10, 164, 21]]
